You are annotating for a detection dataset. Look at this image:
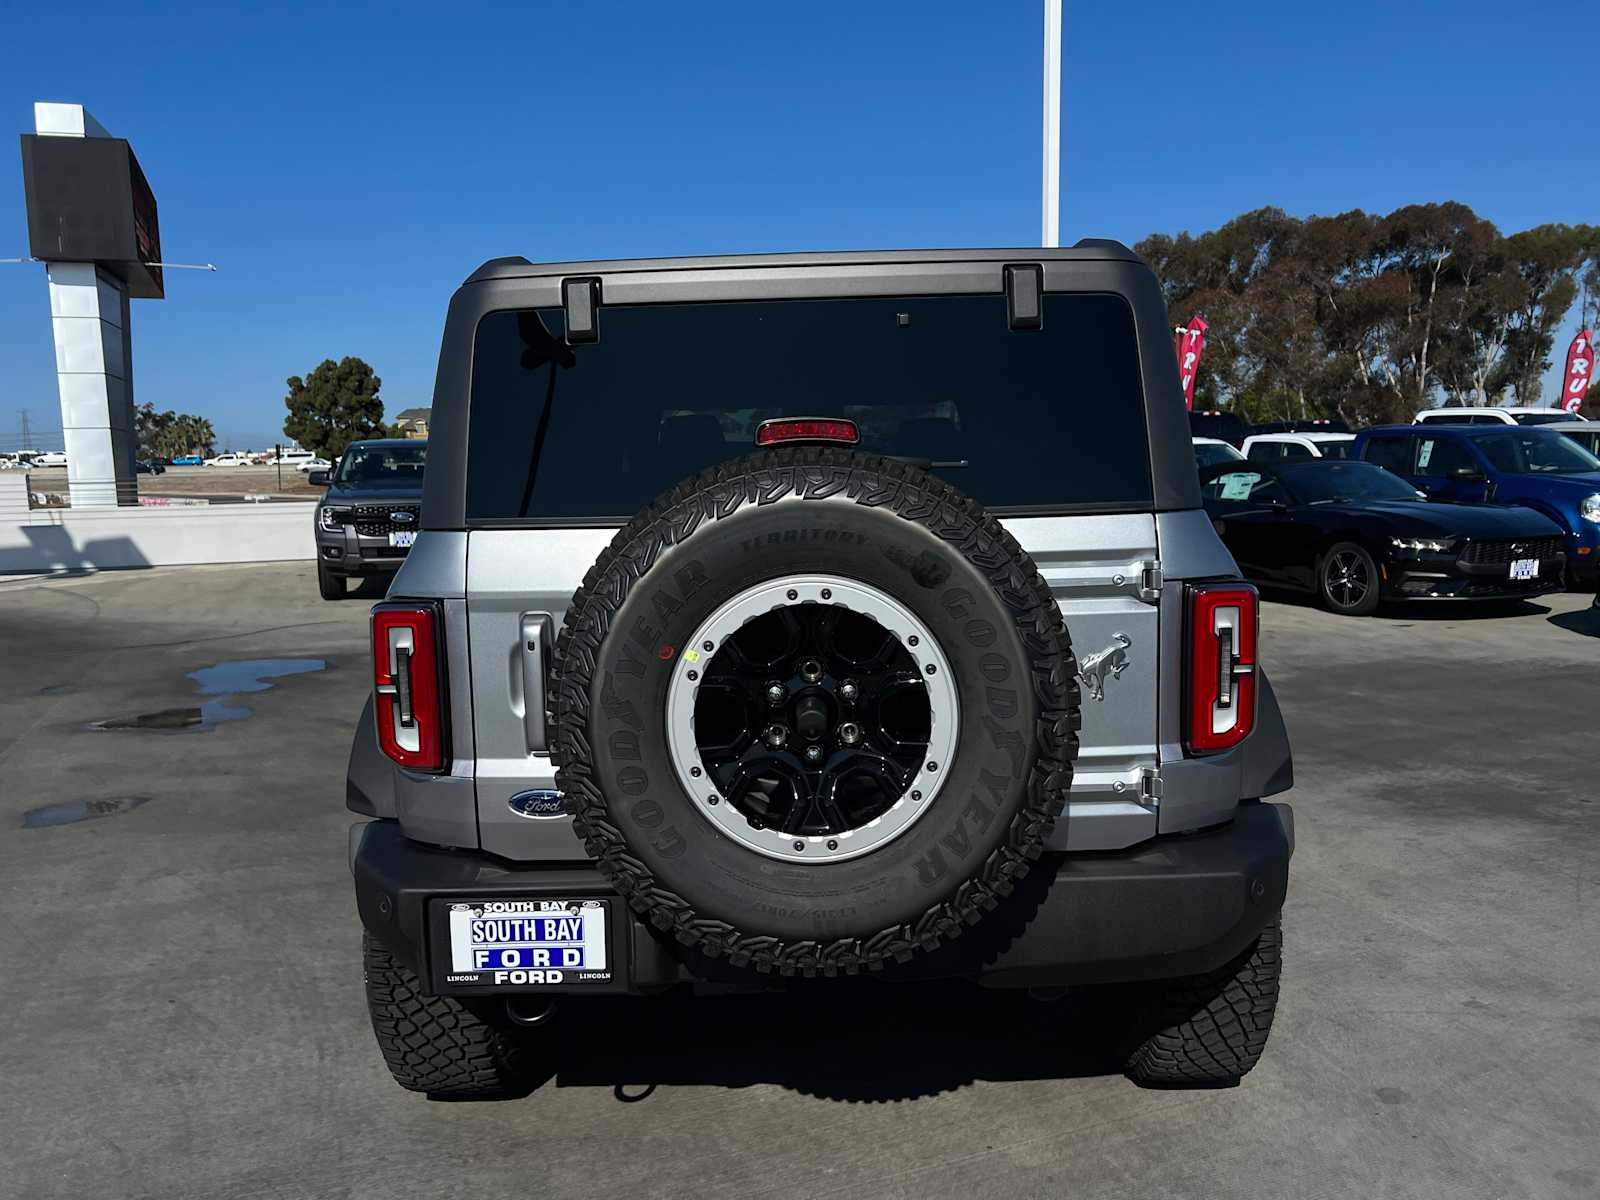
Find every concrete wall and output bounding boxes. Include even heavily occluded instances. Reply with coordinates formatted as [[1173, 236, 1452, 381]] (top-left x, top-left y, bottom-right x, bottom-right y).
[[0, 479, 316, 574]]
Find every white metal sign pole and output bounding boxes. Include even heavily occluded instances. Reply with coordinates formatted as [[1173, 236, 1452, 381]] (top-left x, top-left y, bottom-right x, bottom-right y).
[[1042, 0, 1062, 248], [36, 102, 137, 508]]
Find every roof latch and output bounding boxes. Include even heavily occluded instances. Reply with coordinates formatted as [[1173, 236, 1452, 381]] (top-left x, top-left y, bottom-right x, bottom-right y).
[[563, 276, 602, 345], [1004, 263, 1043, 331]]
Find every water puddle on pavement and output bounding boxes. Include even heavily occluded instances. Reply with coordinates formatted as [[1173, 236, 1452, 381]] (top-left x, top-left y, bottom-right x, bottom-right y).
[[23, 796, 150, 828], [88, 658, 327, 735]]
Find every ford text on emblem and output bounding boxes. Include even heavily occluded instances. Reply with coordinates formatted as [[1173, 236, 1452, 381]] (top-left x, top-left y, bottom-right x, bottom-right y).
[[508, 789, 566, 819], [391, 511, 416, 524]]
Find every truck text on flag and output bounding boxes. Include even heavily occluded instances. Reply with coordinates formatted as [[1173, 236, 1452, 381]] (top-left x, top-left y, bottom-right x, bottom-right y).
[[1562, 330, 1593, 414], [1175, 317, 1208, 411]]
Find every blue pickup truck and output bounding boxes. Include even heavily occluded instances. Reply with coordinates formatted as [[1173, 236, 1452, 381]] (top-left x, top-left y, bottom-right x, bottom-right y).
[[1354, 424, 1600, 585]]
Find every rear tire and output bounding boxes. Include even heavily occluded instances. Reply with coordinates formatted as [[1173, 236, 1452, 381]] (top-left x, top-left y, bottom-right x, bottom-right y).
[[1317, 542, 1380, 616], [363, 933, 541, 1099], [1122, 918, 1283, 1088], [317, 560, 347, 601]]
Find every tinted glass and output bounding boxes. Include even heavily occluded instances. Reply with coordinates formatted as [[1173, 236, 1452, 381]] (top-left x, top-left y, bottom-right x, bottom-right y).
[[1279, 441, 1313, 460], [466, 294, 1152, 520], [1198, 467, 1289, 504], [1471, 429, 1600, 474], [1189, 411, 1247, 443], [1277, 461, 1421, 502], [1318, 440, 1355, 459], [1562, 430, 1600, 456], [1361, 437, 1416, 474], [336, 442, 426, 486], [1245, 442, 1281, 462], [1512, 411, 1573, 425], [1193, 441, 1244, 467], [1413, 437, 1477, 476]]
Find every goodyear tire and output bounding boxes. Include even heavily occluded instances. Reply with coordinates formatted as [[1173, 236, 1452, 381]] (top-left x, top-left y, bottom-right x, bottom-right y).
[[550, 447, 1080, 976]]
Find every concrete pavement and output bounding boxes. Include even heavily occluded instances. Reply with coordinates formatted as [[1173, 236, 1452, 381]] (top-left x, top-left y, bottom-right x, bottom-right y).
[[1, 564, 1597, 1199]]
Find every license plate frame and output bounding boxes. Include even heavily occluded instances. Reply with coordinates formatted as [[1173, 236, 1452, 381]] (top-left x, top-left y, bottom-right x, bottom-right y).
[[388, 530, 417, 548], [434, 898, 615, 990], [1509, 557, 1539, 581]]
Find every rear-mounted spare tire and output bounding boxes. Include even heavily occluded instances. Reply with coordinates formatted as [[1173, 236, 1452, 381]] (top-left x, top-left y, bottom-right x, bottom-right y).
[[550, 447, 1080, 976]]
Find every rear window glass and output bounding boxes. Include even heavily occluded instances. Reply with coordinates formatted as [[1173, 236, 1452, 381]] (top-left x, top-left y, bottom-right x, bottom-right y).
[[465, 294, 1152, 521]]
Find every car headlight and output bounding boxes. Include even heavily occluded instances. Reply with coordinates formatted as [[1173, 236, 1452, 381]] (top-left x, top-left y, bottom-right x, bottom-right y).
[[1389, 536, 1457, 556], [1582, 493, 1600, 524], [317, 506, 348, 533]]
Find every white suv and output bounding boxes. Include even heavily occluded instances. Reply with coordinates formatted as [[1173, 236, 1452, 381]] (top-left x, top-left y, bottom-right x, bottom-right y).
[[1242, 432, 1357, 461], [1414, 406, 1584, 427]]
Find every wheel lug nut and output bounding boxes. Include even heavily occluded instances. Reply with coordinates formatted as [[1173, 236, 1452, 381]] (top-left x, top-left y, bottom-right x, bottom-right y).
[[793, 841, 805, 852], [839, 680, 858, 703], [764, 724, 788, 748], [766, 682, 786, 705], [804, 744, 823, 763], [800, 658, 823, 683], [838, 722, 861, 746]]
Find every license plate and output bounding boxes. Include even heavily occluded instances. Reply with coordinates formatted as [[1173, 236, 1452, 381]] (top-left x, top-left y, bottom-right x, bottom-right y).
[[1510, 558, 1539, 580], [444, 899, 610, 986], [388, 530, 416, 548]]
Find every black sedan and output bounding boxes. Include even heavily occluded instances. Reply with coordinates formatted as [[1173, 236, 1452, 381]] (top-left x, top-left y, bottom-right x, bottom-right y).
[[1198, 459, 1566, 615]]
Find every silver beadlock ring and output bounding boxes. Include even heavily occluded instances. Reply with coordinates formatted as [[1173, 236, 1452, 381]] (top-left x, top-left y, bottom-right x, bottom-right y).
[[665, 574, 960, 864]]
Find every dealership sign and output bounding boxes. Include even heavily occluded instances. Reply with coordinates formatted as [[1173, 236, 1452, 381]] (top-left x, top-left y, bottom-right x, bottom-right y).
[[1562, 330, 1593, 414], [1175, 317, 1208, 411]]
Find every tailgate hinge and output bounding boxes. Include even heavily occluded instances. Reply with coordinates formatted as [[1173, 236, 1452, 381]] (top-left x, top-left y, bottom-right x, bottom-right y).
[[1138, 766, 1163, 805], [1137, 559, 1163, 604]]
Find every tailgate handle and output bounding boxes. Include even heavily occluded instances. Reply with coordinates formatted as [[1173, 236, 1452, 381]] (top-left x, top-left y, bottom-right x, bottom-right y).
[[519, 613, 555, 753]]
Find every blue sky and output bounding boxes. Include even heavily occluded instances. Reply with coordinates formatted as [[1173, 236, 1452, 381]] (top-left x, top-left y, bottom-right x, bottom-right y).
[[1, 0, 1595, 450]]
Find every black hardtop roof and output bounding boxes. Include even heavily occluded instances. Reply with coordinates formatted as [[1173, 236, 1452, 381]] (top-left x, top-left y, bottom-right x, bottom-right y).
[[464, 240, 1139, 284]]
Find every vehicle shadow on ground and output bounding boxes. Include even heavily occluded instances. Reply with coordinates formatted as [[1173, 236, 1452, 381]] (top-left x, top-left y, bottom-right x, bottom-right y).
[[540, 985, 1122, 1103], [1547, 603, 1600, 639]]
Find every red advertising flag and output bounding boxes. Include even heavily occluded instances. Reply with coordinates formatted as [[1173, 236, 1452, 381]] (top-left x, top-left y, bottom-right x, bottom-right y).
[[1561, 329, 1594, 414], [1175, 317, 1208, 410]]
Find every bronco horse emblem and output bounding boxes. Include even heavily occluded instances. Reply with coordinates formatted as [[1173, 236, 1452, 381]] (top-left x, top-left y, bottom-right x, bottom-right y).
[[1078, 632, 1132, 702]]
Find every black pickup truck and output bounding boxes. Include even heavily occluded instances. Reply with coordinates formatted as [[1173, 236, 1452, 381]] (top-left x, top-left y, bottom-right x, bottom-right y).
[[310, 439, 426, 599]]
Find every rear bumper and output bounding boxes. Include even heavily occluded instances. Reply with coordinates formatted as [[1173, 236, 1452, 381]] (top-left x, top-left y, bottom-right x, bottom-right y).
[[351, 801, 1294, 995]]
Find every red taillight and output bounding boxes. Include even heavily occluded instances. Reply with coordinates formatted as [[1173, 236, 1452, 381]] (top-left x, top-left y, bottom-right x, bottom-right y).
[[372, 602, 448, 772], [1185, 583, 1258, 755], [755, 417, 860, 447]]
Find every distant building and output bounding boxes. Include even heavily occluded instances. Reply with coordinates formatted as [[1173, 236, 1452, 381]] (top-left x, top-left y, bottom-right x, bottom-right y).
[[394, 407, 430, 439]]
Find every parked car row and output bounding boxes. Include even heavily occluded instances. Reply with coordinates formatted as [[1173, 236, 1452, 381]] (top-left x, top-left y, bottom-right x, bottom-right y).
[[1199, 459, 1566, 615], [1192, 420, 1600, 615], [1192, 406, 1587, 450]]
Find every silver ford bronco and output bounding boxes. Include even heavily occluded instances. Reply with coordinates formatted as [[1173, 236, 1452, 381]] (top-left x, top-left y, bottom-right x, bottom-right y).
[[347, 244, 1295, 1098]]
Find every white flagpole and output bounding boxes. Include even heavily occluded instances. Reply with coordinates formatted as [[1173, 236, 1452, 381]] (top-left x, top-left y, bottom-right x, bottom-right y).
[[1042, 0, 1062, 247]]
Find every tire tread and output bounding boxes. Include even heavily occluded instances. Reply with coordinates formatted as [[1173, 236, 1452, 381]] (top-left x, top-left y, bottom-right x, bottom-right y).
[[363, 932, 534, 1098], [1123, 918, 1283, 1086], [548, 447, 1080, 977]]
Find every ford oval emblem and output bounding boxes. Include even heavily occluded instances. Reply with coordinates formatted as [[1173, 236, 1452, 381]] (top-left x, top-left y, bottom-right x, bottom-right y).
[[507, 789, 566, 819], [390, 511, 416, 524]]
